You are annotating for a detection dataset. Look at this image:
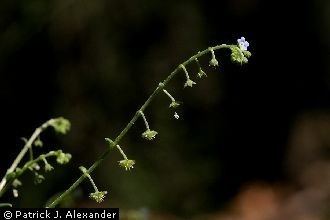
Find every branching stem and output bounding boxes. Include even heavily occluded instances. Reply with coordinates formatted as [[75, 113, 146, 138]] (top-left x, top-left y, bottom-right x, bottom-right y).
[[0, 151, 58, 197], [47, 44, 232, 208]]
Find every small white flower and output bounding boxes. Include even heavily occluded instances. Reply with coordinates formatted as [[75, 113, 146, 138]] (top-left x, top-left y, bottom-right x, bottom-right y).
[[237, 37, 249, 51], [174, 112, 179, 119]]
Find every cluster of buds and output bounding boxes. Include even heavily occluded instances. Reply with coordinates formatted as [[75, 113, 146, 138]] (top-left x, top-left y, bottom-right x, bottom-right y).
[[49, 117, 71, 134], [230, 37, 251, 64]]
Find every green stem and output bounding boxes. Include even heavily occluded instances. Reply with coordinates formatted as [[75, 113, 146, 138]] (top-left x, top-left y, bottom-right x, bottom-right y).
[[209, 47, 216, 59], [29, 148, 34, 161], [116, 145, 128, 160], [79, 167, 99, 193], [86, 174, 99, 193], [195, 58, 202, 70], [139, 111, 150, 130], [180, 64, 190, 80], [47, 44, 232, 208], [163, 89, 176, 102]]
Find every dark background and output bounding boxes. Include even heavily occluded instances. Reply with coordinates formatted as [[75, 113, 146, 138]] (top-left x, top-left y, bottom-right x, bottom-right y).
[[0, 0, 329, 219]]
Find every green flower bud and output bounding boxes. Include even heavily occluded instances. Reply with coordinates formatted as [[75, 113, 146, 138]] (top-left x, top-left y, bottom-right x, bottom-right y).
[[12, 179, 22, 188], [50, 117, 71, 134], [230, 46, 249, 64], [29, 163, 40, 171], [56, 151, 72, 164], [44, 163, 54, 172], [34, 137, 43, 147]]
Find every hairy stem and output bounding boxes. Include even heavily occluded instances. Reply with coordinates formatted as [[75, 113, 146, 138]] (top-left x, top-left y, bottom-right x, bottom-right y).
[[86, 174, 99, 193], [139, 111, 150, 130], [47, 44, 232, 208], [116, 145, 128, 160], [0, 119, 55, 196], [163, 89, 176, 102]]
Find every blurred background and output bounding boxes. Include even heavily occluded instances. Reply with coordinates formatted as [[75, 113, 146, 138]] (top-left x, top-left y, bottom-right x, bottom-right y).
[[0, 0, 330, 219]]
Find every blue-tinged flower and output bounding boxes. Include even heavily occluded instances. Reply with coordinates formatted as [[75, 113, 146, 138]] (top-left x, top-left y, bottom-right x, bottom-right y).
[[237, 37, 249, 51]]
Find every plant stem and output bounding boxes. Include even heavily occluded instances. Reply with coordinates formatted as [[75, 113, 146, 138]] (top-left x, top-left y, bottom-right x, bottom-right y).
[[180, 64, 190, 80], [163, 89, 176, 102], [116, 145, 128, 160], [47, 44, 232, 208], [0, 119, 55, 196], [86, 174, 99, 193], [29, 148, 34, 161], [139, 111, 150, 130], [209, 47, 216, 59]]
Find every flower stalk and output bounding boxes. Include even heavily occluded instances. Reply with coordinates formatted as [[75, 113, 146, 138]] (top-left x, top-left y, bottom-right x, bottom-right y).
[[181, 64, 196, 88], [80, 166, 107, 203], [163, 89, 180, 108], [209, 47, 219, 67], [47, 43, 249, 208], [195, 58, 207, 78]]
